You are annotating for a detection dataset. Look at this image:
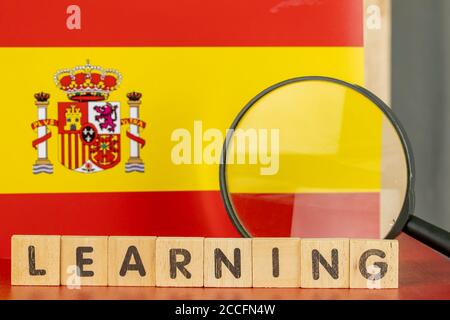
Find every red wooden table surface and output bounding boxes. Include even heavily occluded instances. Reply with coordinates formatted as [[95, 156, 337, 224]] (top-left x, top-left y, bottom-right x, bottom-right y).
[[0, 234, 448, 300]]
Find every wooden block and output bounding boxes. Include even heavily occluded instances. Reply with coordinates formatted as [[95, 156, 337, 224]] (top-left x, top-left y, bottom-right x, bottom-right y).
[[252, 238, 301, 288], [11, 235, 61, 286], [108, 236, 156, 287], [204, 238, 252, 287], [156, 237, 204, 287], [301, 239, 350, 288], [60, 236, 108, 286], [350, 239, 398, 289]]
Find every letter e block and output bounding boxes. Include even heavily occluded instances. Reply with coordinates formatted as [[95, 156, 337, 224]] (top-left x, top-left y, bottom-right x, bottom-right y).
[[108, 236, 156, 286], [156, 237, 204, 287], [11, 235, 61, 286], [61, 236, 108, 286], [301, 239, 350, 288], [350, 239, 399, 289], [204, 238, 252, 288], [252, 238, 301, 288]]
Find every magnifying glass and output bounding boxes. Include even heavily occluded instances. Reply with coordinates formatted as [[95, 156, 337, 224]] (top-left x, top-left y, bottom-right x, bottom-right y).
[[220, 77, 417, 241]]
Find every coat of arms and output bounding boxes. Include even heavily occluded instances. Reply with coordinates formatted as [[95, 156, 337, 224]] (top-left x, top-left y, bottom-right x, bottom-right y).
[[31, 61, 146, 174]]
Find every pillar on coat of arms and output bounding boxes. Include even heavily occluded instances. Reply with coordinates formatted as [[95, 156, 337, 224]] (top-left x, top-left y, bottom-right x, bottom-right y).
[[32, 92, 54, 174], [125, 92, 145, 173]]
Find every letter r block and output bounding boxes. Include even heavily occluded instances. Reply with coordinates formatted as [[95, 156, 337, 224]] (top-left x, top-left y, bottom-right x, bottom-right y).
[[204, 238, 252, 288], [11, 235, 61, 286], [301, 239, 350, 288], [350, 239, 399, 289], [108, 236, 156, 286], [60, 236, 108, 286], [156, 237, 204, 287]]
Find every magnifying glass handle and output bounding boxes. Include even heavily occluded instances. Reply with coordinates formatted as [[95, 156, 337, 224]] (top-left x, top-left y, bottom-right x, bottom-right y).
[[404, 216, 450, 257]]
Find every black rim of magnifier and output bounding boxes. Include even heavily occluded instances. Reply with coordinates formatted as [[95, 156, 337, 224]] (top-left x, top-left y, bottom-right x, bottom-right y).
[[219, 76, 415, 239]]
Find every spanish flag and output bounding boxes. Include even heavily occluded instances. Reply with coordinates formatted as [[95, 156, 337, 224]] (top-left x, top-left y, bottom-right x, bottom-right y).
[[0, 0, 365, 258]]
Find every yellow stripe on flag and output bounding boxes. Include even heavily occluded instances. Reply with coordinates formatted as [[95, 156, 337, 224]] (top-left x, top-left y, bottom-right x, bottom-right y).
[[226, 80, 383, 194], [0, 47, 364, 194]]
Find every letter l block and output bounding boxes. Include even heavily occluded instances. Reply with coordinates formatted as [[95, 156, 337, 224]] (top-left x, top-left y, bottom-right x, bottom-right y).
[[11, 235, 61, 286]]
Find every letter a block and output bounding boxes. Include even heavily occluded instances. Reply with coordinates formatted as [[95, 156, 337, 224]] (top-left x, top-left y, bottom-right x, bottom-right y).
[[156, 237, 204, 287], [350, 239, 399, 289], [301, 239, 350, 288], [61, 236, 108, 286], [11, 235, 61, 286], [108, 236, 156, 286], [204, 238, 252, 288], [252, 238, 301, 288]]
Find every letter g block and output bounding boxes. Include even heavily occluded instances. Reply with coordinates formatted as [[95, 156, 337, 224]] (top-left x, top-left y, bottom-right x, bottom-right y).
[[350, 239, 399, 289]]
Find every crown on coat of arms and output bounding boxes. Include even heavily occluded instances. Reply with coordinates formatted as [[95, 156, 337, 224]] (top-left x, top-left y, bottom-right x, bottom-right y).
[[54, 60, 122, 102]]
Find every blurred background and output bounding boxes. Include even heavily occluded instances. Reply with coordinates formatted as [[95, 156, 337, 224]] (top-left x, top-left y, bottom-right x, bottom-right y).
[[392, 0, 450, 231]]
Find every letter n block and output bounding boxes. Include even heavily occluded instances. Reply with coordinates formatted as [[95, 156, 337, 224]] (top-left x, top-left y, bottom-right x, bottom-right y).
[[11, 235, 61, 286], [301, 239, 350, 288], [252, 238, 301, 288], [155, 237, 204, 287], [204, 238, 252, 288], [350, 239, 399, 289], [108, 236, 156, 286], [60, 236, 108, 286]]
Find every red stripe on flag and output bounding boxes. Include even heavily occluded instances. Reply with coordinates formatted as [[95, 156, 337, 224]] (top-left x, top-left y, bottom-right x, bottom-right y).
[[0, 191, 240, 259], [0, 0, 363, 47], [231, 193, 380, 238]]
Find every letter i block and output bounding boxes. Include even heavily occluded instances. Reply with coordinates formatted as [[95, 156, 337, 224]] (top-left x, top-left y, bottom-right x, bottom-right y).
[[252, 238, 301, 288], [108, 236, 156, 286], [301, 239, 350, 288], [350, 239, 399, 289], [60, 236, 108, 286], [204, 238, 252, 288], [11, 235, 61, 286], [155, 237, 204, 287]]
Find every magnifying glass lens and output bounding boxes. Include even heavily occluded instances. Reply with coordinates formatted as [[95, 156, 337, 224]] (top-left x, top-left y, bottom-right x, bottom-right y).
[[223, 79, 409, 239]]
